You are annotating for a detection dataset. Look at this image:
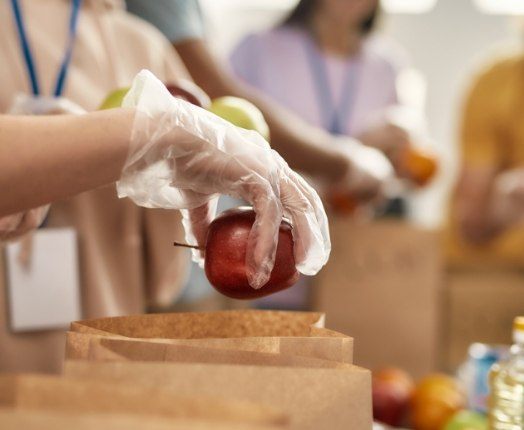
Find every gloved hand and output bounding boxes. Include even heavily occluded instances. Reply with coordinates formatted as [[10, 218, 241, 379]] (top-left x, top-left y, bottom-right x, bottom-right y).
[[0, 95, 86, 242], [117, 70, 330, 289], [357, 105, 431, 176], [357, 121, 410, 162], [329, 136, 394, 204]]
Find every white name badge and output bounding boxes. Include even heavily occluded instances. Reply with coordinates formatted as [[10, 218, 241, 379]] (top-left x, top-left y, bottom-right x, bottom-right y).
[[5, 228, 81, 332]]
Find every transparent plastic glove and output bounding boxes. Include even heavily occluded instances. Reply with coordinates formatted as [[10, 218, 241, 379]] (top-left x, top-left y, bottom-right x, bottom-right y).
[[358, 105, 435, 173], [357, 121, 410, 160], [117, 70, 330, 289], [331, 136, 394, 203], [0, 95, 86, 242]]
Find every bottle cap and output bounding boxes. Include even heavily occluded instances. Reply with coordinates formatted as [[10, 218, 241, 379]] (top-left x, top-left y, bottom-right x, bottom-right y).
[[513, 317, 524, 344]]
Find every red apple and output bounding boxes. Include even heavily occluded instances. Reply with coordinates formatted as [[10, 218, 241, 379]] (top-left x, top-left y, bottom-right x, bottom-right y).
[[165, 80, 211, 109], [373, 380, 408, 426], [204, 207, 300, 299], [373, 367, 415, 427]]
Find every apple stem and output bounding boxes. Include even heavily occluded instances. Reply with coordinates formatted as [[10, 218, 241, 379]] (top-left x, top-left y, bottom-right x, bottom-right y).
[[173, 241, 204, 250]]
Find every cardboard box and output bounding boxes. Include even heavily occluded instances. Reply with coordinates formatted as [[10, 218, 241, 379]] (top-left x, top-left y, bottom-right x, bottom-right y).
[[312, 219, 443, 378], [443, 268, 524, 371]]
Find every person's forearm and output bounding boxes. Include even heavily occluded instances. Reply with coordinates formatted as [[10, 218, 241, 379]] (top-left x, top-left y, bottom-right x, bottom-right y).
[[489, 171, 524, 231], [0, 108, 134, 216], [455, 167, 512, 244], [175, 40, 347, 183], [241, 89, 348, 182]]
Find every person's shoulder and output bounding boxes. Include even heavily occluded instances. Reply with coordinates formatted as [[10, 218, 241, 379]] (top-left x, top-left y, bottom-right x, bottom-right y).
[[473, 49, 524, 85], [464, 47, 524, 110], [109, 7, 172, 49], [266, 25, 306, 40], [235, 25, 306, 50]]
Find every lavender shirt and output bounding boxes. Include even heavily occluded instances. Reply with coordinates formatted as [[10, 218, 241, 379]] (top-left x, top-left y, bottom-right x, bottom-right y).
[[230, 26, 406, 137]]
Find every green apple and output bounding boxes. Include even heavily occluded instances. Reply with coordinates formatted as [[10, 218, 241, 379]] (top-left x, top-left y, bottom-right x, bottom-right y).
[[98, 87, 130, 110], [209, 96, 270, 141], [443, 410, 488, 430]]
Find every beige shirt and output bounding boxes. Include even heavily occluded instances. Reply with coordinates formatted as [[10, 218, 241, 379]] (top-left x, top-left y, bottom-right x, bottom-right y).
[[0, 0, 190, 372]]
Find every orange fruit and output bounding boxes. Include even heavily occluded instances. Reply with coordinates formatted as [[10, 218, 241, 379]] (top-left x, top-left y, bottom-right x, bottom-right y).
[[401, 147, 438, 187], [328, 191, 358, 215], [411, 374, 466, 430]]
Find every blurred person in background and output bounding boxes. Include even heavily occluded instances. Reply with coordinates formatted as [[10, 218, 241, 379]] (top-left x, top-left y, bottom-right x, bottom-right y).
[[182, 0, 420, 307], [229, 0, 414, 194], [126, 0, 392, 202], [447, 51, 524, 267], [0, 0, 197, 373]]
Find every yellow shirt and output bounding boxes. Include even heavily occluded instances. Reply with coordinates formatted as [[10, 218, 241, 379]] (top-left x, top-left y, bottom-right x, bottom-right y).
[[446, 53, 524, 268]]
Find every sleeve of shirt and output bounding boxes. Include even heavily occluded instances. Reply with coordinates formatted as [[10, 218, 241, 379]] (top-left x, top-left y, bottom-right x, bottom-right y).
[[125, 0, 204, 43], [229, 34, 260, 87], [460, 64, 507, 168]]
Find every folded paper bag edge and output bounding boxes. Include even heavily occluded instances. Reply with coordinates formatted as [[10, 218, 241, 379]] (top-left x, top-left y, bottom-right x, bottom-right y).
[[70, 310, 326, 339], [89, 337, 349, 369]]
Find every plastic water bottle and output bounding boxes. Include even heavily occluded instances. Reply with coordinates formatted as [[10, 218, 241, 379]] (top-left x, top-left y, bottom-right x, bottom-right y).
[[488, 316, 524, 429]]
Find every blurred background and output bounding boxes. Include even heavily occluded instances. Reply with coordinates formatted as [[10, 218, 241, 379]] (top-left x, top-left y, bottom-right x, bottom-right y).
[[200, 0, 524, 227]]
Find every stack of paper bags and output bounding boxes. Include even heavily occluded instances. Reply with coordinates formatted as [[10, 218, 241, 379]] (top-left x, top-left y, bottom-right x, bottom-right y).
[[0, 373, 287, 429], [0, 410, 285, 430], [64, 310, 372, 430]]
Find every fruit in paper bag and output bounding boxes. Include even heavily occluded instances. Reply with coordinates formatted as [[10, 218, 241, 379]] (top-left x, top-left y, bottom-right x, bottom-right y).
[[411, 374, 466, 430], [372, 367, 415, 426], [443, 410, 487, 430]]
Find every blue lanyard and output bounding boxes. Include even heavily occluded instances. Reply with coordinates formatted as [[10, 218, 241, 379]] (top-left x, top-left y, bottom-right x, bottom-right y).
[[10, 0, 82, 97], [303, 34, 359, 136]]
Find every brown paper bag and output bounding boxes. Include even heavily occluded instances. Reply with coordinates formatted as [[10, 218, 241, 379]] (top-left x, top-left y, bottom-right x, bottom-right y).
[[67, 310, 353, 364], [0, 373, 287, 427], [313, 219, 442, 378], [443, 268, 524, 370], [86, 336, 348, 369], [0, 409, 285, 430], [64, 353, 372, 430]]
